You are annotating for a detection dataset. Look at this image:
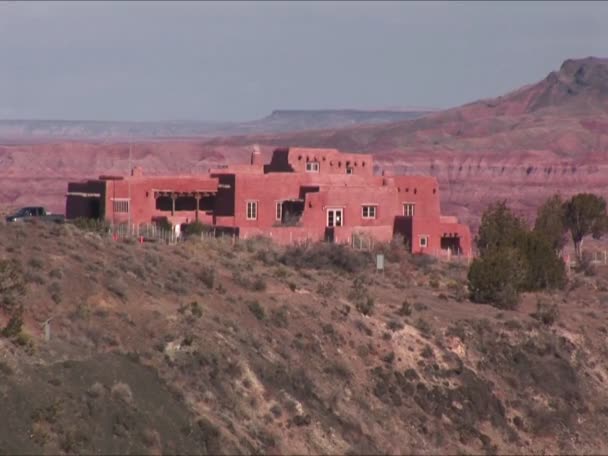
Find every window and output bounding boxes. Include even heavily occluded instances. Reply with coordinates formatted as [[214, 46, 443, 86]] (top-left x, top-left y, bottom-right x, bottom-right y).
[[246, 201, 257, 220], [361, 205, 377, 219], [327, 208, 343, 227], [346, 167, 354, 174], [306, 162, 320, 172], [113, 199, 130, 213], [275, 201, 282, 221], [419, 235, 429, 248], [403, 203, 415, 217]]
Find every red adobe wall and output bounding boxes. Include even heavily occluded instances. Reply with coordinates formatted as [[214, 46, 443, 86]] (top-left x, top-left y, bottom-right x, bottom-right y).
[[390, 175, 441, 218], [100, 175, 218, 226], [64, 146, 473, 258], [265, 147, 374, 176]]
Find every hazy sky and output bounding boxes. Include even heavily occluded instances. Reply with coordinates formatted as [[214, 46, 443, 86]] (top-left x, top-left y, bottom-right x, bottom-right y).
[[0, 1, 607, 122]]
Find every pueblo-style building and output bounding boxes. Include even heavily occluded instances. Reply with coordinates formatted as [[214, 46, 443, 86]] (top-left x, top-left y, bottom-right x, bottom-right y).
[[65, 147, 472, 257]]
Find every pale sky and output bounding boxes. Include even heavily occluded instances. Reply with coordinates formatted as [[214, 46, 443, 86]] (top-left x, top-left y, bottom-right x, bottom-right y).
[[0, 1, 607, 122]]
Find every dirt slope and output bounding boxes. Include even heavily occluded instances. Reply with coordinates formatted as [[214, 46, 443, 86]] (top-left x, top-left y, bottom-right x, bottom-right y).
[[1, 221, 608, 454]]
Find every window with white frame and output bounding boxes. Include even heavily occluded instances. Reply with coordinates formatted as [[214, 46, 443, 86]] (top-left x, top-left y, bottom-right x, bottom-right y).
[[361, 205, 377, 219], [112, 199, 130, 213], [419, 235, 429, 248], [275, 201, 282, 221], [403, 203, 415, 217], [246, 201, 258, 220], [305, 161, 320, 172]]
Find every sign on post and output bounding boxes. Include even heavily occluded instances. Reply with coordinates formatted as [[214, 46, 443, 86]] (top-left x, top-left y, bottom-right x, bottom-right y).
[[376, 254, 384, 272]]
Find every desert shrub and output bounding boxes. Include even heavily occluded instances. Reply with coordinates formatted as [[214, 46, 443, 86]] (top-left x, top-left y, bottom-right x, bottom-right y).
[[348, 276, 375, 315], [2, 305, 24, 338], [28, 258, 44, 270], [233, 270, 267, 291], [447, 280, 467, 302], [24, 271, 45, 285], [420, 345, 434, 358], [468, 247, 526, 310], [387, 319, 404, 332], [248, 300, 266, 320], [197, 266, 215, 289], [409, 254, 437, 272], [270, 306, 289, 328], [255, 247, 279, 266], [0, 259, 25, 312], [0, 360, 13, 376], [429, 277, 440, 289], [47, 281, 63, 304], [270, 404, 282, 418], [397, 300, 412, 316], [413, 302, 428, 311], [562, 193, 608, 260], [324, 361, 352, 380], [374, 235, 408, 263], [470, 202, 567, 310], [414, 317, 432, 336], [476, 201, 527, 255], [182, 221, 213, 237], [316, 281, 334, 298], [48, 268, 63, 280], [517, 230, 566, 290], [72, 217, 110, 234], [273, 267, 288, 279], [280, 242, 370, 274], [578, 251, 596, 276], [111, 382, 134, 404], [531, 299, 560, 326], [356, 296, 375, 316], [288, 281, 297, 292], [534, 194, 567, 251], [154, 217, 173, 232], [190, 301, 203, 319], [106, 279, 127, 299]]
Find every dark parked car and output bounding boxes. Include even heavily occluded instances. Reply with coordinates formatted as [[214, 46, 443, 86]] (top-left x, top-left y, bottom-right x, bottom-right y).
[[5, 207, 65, 223]]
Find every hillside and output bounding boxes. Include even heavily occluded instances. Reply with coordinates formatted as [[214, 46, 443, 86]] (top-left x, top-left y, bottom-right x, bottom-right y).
[[2, 221, 608, 454]]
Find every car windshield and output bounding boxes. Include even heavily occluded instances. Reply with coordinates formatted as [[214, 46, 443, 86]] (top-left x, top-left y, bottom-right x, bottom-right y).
[[14, 208, 34, 216]]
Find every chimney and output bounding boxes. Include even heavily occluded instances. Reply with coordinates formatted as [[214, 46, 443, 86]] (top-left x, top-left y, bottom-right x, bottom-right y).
[[251, 144, 263, 166]]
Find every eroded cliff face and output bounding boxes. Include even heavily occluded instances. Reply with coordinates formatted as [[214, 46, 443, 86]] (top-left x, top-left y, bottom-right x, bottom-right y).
[[1, 142, 607, 232], [376, 152, 608, 230]]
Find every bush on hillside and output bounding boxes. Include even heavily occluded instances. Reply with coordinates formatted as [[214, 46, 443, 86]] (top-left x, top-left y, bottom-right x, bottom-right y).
[[469, 199, 567, 310], [280, 242, 371, 274], [72, 218, 110, 234], [468, 247, 527, 310], [0, 259, 25, 312], [182, 221, 213, 237], [530, 298, 560, 326], [516, 230, 566, 291], [475, 201, 527, 255]]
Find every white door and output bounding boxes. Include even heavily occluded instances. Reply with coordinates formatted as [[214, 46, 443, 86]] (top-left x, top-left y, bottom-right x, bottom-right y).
[[327, 208, 343, 227]]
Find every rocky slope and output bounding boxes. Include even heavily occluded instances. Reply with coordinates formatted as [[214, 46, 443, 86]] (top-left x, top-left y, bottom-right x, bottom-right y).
[[1, 222, 608, 454]]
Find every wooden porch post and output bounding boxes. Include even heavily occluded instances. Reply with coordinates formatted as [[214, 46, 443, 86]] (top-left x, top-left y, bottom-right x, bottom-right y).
[[171, 192, 177, 216], [194, 192, 201, 222]]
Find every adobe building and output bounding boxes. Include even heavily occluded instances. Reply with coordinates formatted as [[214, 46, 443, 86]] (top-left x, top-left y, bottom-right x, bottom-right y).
[[65, 147, 472, 257]]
